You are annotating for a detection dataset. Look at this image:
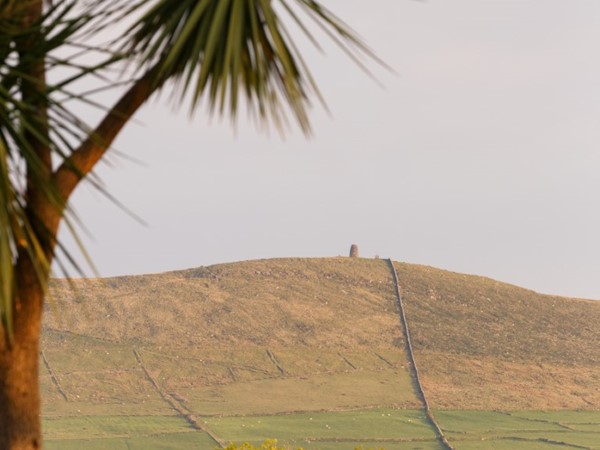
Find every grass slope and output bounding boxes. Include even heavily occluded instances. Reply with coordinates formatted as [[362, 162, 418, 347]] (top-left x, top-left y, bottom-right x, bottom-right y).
[[40, 257, 600, 448], [392, 261, 600, 409], [44, 258, 418, 417], [47, 258, 400, 349]]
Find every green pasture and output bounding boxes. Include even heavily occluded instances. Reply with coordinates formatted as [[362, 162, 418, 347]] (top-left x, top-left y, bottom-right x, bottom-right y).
[[45, 431, 217, 450], [41, 409, 600, 449], [43, 415, 219, 449], [509, 410, 600, 424], [297, 443, 440, 450], [237, 441, 441, 450], [43, 415, 190, 440], [42, 409, 442, 450], [435, 410, 600, 450], [205, 409, 436, 444], [434, 411, 566, 434]]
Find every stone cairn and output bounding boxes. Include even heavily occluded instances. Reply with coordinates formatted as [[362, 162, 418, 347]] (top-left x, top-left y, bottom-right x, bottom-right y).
[[349, 244, 359, 257]]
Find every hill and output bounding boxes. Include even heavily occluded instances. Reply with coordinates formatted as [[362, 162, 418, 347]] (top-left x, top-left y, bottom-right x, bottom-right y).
[[44, 258, 418, 417], [44, 257, 600, 411], [40, 257, 600, 449]]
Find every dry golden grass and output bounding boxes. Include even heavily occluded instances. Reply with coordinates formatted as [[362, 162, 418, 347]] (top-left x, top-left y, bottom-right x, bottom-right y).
[[43, 257, 600, 413], [47, 258, 399, 350], [418, 351, 600, 410], [180, 368, 418, 416], [392, 261, 600, 409], [44, 258, 420, 416], [393, 261, 600, 366]]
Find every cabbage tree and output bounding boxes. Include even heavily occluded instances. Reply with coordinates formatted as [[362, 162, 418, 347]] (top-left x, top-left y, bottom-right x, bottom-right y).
[[0, 0, 374, 448]]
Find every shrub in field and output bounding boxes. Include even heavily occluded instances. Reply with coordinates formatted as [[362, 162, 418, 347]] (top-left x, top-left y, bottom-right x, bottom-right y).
[[221, 441, 384, 450], [221, 441, 299, 450]]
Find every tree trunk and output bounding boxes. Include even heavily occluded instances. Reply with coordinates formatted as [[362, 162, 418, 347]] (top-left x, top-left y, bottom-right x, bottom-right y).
[[0, 258, 45, 449]]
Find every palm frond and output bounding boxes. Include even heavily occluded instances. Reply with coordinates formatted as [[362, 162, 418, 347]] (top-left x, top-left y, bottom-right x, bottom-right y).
[[124, 0, 378, 134], [0, 0, 129, 337], [0, 0, 382, 337]]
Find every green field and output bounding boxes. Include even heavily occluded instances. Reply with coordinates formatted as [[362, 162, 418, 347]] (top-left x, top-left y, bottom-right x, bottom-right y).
[[45, 432, 217, 450], [436, 410, 600, 449], [41, 409, 441, 450], [42, 409, 600, 449]]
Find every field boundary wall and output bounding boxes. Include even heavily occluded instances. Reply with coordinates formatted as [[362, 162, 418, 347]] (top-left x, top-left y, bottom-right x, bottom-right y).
[[133, 348, 225, 448], [40, 350, 69, 402], [386, 259, 454, 450]]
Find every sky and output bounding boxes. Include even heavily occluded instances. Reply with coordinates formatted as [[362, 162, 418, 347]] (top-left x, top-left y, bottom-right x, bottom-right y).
[[60, 0, 600, 300]]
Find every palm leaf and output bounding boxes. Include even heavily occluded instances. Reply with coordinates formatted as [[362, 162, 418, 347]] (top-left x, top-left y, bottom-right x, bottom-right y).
[[124, 0, 378, 134], [0, 0, 130, 337]]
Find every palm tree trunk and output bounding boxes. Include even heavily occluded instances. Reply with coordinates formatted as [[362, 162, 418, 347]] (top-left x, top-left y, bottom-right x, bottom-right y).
[[0, 258, 45, 450], [3, 4, 50, 442]]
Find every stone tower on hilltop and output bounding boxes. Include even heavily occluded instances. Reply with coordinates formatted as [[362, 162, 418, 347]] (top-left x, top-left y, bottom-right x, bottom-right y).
[[349, 244, 359, 257]]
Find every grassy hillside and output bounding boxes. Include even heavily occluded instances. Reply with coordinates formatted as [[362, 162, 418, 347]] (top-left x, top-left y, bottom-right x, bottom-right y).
[[43, 258, 419, 420], [45, 257, 600, 411], [40, 257, 600, 448], [392, 261, 600, 409], [47, 258, 399, 349]]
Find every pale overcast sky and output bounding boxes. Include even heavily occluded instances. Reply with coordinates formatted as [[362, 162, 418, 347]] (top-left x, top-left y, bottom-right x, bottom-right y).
[[60, 0, 600, 300]]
